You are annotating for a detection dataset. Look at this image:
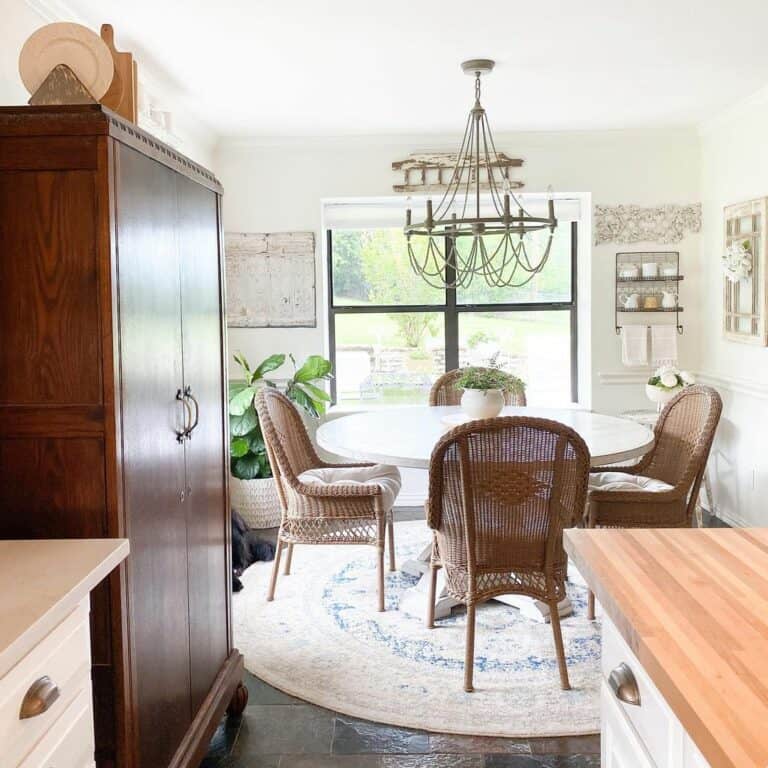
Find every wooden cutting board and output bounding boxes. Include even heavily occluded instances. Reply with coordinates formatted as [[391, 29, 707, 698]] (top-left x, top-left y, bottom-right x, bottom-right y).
[[100, 24, 137, 123]]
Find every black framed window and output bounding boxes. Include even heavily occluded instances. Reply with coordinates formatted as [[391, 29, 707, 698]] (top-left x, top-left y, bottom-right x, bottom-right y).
[[327, 221, 578, 406]]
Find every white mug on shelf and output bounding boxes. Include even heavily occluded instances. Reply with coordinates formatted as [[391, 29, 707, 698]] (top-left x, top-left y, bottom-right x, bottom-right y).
[[661, 264, 677, 277], [661, 290, 678, 308], [619, 293, 641, 309], [619, 264, 640, 279], [641, 262, 659, 278]]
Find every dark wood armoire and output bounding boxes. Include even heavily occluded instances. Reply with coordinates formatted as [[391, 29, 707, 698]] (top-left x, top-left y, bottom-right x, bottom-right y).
[[0, 105, 246, 768]]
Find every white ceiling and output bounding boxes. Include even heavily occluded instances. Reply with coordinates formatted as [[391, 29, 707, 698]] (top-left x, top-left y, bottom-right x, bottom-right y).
[[65, 0, 768, 138]]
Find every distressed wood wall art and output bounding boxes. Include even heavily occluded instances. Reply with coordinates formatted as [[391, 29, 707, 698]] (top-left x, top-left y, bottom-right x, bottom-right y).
[[392, 152, 524, 194], [225, 232, 316, 328], [723, 198, 768, 345], [593, 204, 701, 245]]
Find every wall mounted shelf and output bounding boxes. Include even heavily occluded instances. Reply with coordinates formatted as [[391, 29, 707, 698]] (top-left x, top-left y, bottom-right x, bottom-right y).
[[615, 251, 683, 334], [616, 275, 685, 283], [618, 307, 685, 313]]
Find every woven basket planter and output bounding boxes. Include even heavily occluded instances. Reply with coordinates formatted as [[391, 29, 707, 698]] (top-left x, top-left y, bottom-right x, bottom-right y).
[[230, 476, 282, 529]]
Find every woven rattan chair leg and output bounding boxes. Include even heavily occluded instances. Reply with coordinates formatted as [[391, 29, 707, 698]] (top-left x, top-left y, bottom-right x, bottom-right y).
[[283, 543, 294, 575], [377, 543, 385, 612], [267, 535, 284, 602], [426, 563, 438, 628], [587, 591, 595, 621], [387, 516, 396, 572], [464, 603, 476, 693], [549, 600, 571, 691]]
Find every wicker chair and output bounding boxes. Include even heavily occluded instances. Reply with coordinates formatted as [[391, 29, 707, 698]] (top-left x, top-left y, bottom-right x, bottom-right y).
[[586, 385, 723, 619], [426, 417, 590, 692], [255, 389, 400, 611], [429, 367, 527, 407]]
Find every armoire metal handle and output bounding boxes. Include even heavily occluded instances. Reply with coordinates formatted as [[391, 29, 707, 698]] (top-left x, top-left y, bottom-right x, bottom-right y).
[[176, 389, 192, 443], [19, 676, 60, 719], [184, 386, 200, 438], [608, 662, 641, 706]]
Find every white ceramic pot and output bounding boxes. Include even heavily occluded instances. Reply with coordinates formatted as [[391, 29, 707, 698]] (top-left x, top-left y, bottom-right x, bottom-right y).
[[230, 476, 282, 529], [461, 388, 505, 419], [645, 383, 681, 411]]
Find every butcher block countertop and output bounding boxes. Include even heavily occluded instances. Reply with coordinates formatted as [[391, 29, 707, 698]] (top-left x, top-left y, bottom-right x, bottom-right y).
[[0, 539, 129, 677], [565, 528, 768, 768]]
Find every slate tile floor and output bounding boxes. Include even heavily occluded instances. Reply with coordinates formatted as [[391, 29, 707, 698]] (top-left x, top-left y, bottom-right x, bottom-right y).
[[200, 672, 600, 768], [205, 508, 727, 767]]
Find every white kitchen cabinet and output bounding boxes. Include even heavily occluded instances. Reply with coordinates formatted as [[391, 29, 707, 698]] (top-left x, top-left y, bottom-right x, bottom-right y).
[[601, 616, 710, 768], [0, 540, 128, 768]]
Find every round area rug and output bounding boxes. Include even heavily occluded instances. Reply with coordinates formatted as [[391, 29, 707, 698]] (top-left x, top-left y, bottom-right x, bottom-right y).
[[234, 520, 601, 737]]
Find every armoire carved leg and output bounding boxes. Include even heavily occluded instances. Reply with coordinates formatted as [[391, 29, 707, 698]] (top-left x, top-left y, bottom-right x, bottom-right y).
[[226, 681, 249, 717]]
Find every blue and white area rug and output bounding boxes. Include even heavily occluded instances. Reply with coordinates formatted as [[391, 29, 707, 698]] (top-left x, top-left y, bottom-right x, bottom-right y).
[[234, 520, 600, 737]]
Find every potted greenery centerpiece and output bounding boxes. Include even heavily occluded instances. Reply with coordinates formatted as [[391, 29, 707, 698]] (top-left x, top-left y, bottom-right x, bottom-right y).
[[646, 364, 694, 411], [228, 352, 332, 528], [454, 367, 525, 419]]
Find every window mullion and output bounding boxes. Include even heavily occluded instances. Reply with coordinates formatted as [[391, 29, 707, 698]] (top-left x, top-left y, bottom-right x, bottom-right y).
[[444, 235, 459, 370]]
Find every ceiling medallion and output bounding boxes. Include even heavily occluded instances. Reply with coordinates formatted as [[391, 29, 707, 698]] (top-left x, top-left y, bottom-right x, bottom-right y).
[[404, 59, 558, 289]]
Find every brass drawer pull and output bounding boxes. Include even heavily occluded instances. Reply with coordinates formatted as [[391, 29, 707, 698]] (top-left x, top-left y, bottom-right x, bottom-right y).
[[19, 676, 60, 719], [609, 662, 641, 706]]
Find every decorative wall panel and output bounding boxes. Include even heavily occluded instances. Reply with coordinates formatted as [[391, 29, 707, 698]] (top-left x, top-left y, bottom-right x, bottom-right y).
[[225, 231, 316, 328], [594, 203, 701, 245]]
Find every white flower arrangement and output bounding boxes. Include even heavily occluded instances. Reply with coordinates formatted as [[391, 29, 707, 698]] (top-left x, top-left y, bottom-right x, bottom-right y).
[[722, 240, 753, 283], [647, 365, 695, 391]]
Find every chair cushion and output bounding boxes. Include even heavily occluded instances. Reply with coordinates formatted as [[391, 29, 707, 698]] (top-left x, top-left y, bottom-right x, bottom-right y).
[[588, 471, 674, 493], [298, 464, 402, 510]]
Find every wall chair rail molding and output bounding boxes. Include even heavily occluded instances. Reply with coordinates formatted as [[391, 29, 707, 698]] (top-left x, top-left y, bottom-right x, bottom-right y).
[[593, 203, 701, 245], [597, 371, 652, 386], [694, 371, 768, 400]]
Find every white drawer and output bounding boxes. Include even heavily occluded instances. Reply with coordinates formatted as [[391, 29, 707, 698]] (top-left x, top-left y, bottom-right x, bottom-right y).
[[0, 599, 92, 766], [602, 616, 680, 768], [601, 680, 656, 768], [18, 687, 94, 768]]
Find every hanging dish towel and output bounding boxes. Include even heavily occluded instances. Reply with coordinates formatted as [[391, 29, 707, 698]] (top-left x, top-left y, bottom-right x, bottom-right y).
[[650, 325, 678, 365], [621, 325, 648, 367]]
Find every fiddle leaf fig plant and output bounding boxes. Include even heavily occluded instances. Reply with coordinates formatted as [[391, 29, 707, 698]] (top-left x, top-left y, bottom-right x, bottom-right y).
[[228, 352, 332, 480]]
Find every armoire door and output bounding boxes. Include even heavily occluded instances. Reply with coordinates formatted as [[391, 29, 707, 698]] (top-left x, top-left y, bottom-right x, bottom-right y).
[[177, 174, 230, 714], [115, 143, 192, 768]]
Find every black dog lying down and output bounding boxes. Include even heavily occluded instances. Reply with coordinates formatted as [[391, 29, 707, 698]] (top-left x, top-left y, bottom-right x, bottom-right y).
[[232, 509, 276, 592]]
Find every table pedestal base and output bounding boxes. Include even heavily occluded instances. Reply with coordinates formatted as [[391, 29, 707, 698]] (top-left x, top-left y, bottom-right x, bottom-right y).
[[399, 543, 574, 624]]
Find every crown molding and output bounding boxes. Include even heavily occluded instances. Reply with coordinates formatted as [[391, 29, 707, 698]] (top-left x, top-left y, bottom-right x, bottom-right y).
[[698, 83, 768, 137]]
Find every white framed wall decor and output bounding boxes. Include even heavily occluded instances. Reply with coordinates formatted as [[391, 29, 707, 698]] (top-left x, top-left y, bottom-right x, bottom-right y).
[[723, 198, 768, 345]]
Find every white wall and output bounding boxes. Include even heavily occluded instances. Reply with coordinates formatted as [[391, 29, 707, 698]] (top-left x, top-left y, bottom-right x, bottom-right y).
[[216, 128, 702, 415], [697, 87, 768, 526], [0, 0, 216, 168]]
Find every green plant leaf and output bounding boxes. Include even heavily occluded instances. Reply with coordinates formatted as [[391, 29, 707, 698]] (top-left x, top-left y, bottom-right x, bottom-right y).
[[232, 453, 261, 480], [228, 385, 256, 416], [248, 432, 265, 453], [293, 355, 332, 383], [287, 385, 317, 417], [298, 381, 331, 401], [233, 352, 251, 377], [230, 407, 259, 437], [230, 437, 250, 458], [253, 354, 286, 379], [228, 379, 249, 399]]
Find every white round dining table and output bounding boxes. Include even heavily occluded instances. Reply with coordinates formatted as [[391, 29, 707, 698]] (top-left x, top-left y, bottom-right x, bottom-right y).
[[316, 405, 655, 623], [316, 405, 655, 469]]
